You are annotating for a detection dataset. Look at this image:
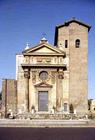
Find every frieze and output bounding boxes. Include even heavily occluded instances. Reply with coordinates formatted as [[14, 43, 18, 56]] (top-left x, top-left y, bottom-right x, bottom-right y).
[[36, 57, 51, 63], [25, 56, 30, 63], [30, 56, 33, 63]]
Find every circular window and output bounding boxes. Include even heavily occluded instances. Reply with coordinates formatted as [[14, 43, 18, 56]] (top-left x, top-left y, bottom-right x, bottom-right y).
[[39, 71, 48, 81]]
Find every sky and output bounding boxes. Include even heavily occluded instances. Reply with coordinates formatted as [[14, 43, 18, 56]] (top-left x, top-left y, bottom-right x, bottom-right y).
[[0, 0, 95, 98]]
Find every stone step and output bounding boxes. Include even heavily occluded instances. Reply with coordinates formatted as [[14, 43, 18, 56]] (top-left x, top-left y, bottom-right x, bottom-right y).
[[0, 119, 89, 127], [15, 113, 86, 120]]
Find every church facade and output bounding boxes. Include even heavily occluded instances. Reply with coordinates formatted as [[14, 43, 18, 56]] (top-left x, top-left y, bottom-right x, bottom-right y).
[[2, 18, 91, 117]]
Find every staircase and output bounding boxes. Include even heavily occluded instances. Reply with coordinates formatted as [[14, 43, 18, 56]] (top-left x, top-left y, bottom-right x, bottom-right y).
[[15, 112, 78, 120], [0, 112, 89, 127], [0, 119, 89, 127]]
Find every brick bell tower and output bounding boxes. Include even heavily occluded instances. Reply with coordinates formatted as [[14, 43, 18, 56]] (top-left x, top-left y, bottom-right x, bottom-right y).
[[54, 18, 91, 115]]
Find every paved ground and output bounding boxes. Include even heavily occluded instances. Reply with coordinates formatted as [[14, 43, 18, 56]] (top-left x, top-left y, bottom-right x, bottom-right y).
[[0, 127, 95, 140]]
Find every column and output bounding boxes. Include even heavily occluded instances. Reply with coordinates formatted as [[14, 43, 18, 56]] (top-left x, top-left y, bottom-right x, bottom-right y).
[[24, 69, 30, 112]]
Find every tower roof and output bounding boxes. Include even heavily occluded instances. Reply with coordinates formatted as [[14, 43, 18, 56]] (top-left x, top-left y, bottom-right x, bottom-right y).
[[54, 18, 91, 46], [56, 18, 91, 30]]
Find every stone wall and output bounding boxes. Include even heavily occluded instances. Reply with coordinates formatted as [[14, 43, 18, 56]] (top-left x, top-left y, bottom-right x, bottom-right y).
[[2, 79, 17, 117], [69, 23, 88, 115]]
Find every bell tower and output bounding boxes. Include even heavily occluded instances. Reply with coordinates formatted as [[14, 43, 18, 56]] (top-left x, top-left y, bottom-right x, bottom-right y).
[[54, 18, 91, 115]]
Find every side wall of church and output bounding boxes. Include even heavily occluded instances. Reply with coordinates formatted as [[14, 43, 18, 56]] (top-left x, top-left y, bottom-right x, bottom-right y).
[[16, 55, 26, 113]]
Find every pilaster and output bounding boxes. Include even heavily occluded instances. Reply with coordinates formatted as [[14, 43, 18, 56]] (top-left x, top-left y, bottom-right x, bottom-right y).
[[56, 69, 64, 111], [24, 69, 30, 112]]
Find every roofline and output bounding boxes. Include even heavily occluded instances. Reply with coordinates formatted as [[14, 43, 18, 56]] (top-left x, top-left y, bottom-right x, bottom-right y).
[[2, 79, 16, 81], [56, 19, 91, 30], [22, 42, 44, 54], [22, 42, 66, 56], [54, 19, 91, 46]]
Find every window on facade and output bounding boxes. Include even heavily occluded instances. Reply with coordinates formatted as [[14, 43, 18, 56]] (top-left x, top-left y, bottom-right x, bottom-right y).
[[64, 103, 68, 111], [75, 39, 80, 48], [39, 71, 48, 81], [65, 40, 68, 48]]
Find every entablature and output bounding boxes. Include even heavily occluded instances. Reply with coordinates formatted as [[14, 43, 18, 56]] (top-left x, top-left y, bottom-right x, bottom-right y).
[[21, 63, 67, 70]]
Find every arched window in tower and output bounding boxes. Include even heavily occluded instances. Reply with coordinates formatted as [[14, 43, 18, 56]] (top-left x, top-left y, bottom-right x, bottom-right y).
[[75, 39, 80, 48]]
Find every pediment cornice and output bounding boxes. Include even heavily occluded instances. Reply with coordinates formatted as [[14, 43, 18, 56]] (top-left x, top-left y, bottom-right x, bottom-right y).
[[22, 42, 66, 57], [35, 82, 52, 88]]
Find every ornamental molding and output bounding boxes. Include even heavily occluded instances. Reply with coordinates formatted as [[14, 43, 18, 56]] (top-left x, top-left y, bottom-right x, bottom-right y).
[[24, 69, 30, 78], [35, 82, 52, 88]]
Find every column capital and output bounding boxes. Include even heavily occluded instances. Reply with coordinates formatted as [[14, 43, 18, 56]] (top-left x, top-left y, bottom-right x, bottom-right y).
[[58, 70, 64, 79], [24, 69, 30, 79]]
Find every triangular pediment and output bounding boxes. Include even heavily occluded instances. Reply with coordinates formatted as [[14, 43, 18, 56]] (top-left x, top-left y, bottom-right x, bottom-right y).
[[22, 42, 65, 55], [35, 82, 52, 88]]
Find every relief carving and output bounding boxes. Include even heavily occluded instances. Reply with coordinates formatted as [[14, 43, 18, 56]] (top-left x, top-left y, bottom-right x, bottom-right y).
[[46, 58, 51, 62], [24, 69, 30, 79], [36, 57, 51, 63], [37, 58, 42, 62]]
